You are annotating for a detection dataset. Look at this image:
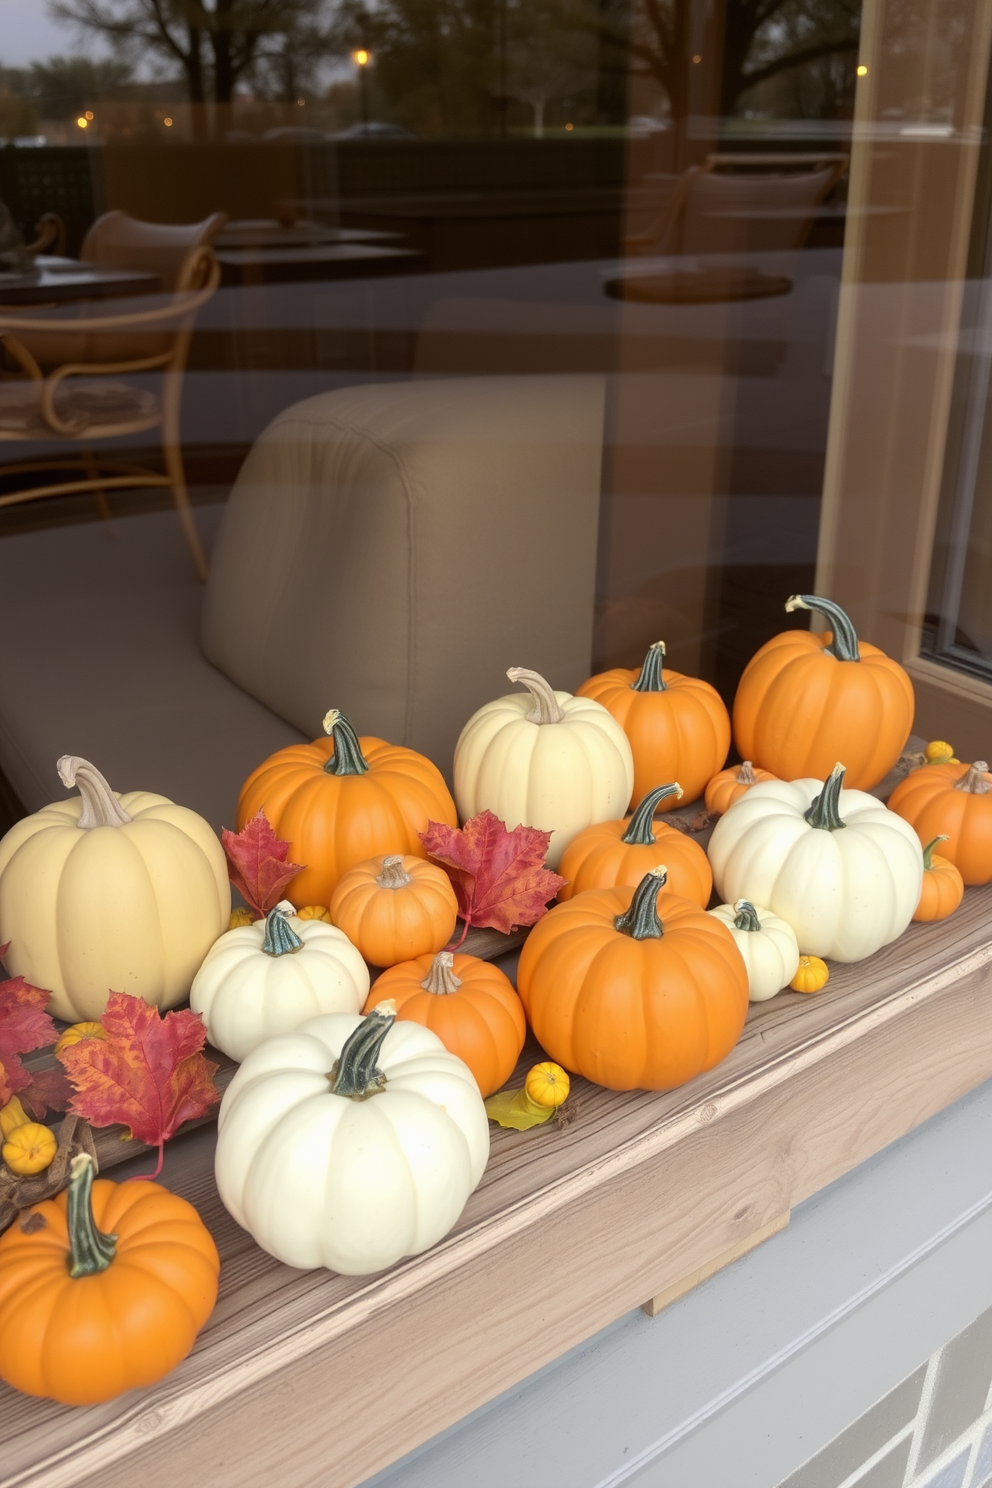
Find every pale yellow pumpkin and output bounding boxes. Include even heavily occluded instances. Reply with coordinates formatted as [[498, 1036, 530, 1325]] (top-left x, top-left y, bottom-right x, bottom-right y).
[[3, 1122, 57, 1176], [0, 757, 230, 1022]]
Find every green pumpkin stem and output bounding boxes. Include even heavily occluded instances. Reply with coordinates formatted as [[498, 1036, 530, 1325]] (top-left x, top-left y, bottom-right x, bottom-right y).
[[921, 835, 949, 869], [631, 641, 667, 693], [804, 763, 847, 831], [66, 1154, 117, 1279], [328, 1004, 395, 1099], [785, 595, 860, 662], [733, 900, 762, 932], [614, 866, 667, 939], [622, 783, 684, 844], [321, 710, 370, 776], [262, 903, 304, 956]]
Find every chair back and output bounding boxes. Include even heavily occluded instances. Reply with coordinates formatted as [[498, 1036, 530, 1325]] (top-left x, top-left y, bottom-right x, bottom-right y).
[[81, 211, 227, 291], [677, 162, 843, 257]]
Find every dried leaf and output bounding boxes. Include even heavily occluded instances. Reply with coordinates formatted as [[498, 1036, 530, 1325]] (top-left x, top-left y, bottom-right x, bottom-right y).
[[18, 1066, 72, 1122], [484, 1087, 556, 1131], [58, 993, 218, 1179], [420, 811, 565, 936], [0, 1114, 97, 1235], [222, 811, 305, 918], [669, 810, 720, 835], [0, 975, 58, 1105]]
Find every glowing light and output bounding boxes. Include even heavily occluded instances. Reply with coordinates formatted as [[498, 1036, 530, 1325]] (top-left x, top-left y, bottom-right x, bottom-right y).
[[565, 122, 573, 131], [84, 110, 94, 121], [353, 49, 370, 66], [164, 117, 173, 127], [297, 97, 305, 106], [76, 116, 88, 128], [857, 64, 868, 76], [692, 53, 702, 63]]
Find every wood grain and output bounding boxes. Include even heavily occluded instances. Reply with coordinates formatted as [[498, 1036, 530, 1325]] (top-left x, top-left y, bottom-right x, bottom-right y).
[[4, 882, 992, 1488], [641, 1211, 791, 1317]]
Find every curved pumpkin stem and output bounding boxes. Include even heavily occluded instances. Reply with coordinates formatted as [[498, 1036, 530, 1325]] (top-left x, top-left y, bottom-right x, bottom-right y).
[[66, 1154, 118, 1278], [631, 641, 667, 693], [733, 900, 762, 932], [321, 711, 370, 776], [262, 903, 303, 957], [328, 1004, 395, 1099], [804, 763, 847, 831], [421, 951, 462, 995], [614, 865, 667, 940], [506, 668, 566, 725], [377, 856, 413, 889], [57, 756, 132, 830], [785, 595, 860, 662], [621, 783, 684, 845], [921, 836, 949, 870], [955, 761, 992, 795]]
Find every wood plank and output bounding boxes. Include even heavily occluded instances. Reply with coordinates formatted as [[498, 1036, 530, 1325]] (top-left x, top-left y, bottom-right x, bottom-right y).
[[4, 876, 992, 1488], [641, 1211, 791, 1317]]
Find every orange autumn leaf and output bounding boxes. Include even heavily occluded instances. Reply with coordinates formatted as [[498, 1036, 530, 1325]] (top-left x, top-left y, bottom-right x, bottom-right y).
[[58, 992, 219, 1179], [222, 811, 304, 918]]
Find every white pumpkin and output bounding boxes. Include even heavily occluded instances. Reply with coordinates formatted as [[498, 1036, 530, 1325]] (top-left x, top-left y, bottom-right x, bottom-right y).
[[453, 667, 634, 868], [0, 755, 229, 1021], [707, 899, 800, 1002], [190, 901, 369, 1062], [215, 1003, 490, 1273], [707, 765, 922, 963]]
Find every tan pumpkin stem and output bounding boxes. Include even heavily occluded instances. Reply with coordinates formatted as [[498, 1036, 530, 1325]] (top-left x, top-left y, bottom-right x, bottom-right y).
[[57, 756, 132, 829], [421, 951, 462, 995], [377, 855, 413, 889], [956, 762, 992, 794], [506, 667, 566, 726], [737, 761, 757, 785]]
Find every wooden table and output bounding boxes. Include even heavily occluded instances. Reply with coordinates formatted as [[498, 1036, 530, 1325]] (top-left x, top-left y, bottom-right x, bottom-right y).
[[0, 257, 161, 306], [3, 865, 992, 1488]]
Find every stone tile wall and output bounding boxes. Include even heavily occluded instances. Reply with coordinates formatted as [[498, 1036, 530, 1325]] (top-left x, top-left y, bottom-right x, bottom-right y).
[[778, 1305, 992, 1488]]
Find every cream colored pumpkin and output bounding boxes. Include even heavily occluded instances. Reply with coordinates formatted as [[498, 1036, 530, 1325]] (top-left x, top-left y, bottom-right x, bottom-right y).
[[0, 756, 230, 1021], [191, 902, 369, 1062], [453, 667, 635, 868], [215, 1003, 490, 1273], [706, 900, 800, 1002]]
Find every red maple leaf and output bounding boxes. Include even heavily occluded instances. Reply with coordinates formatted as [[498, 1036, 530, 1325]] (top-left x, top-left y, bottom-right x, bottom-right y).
[[420, 811, 566, 940], [221, 811, 304, 917], [18, 1065, 72, 1121], [58, 992, 219, 1179], [0, 975, 58, 1106]]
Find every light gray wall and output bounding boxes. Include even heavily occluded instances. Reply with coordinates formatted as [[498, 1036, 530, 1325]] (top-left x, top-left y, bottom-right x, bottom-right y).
[[361, 1075, 992, 1488]]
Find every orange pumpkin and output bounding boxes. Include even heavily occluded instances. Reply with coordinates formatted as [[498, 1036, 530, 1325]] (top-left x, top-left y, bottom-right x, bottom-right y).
[[704, 760, 778, 815], [557, 782, 712, 906], [577, 641, 730, 809], [913, 836, 964, 922], [888, 760, 992, 885], [732, 594, 914, 790], [0, 1153, 219, 1405], [517, 866, 748, 1091], [366, 951, 526, 1097], [238, 709, 458, 907], [330, 854, 458, 966]]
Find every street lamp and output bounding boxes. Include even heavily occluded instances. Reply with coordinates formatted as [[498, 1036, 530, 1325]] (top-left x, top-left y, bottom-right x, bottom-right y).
[[352, 49, 371, 129]]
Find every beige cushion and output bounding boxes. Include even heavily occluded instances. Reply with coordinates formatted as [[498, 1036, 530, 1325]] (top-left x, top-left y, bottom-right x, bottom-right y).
[[201, 374, 606, 775]]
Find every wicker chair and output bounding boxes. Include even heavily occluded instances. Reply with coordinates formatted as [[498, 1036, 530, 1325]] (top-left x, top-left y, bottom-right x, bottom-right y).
[[0, 239, 221, 581]]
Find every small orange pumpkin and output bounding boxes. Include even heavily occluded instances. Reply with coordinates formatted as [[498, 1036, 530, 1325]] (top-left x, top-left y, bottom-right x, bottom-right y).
[[913, 835, 964, 922], [517, 866, 749, 1091], [330, 854, 458, 966], [577, 641, 730, 809], [366, 951, 526, 1097], [0, 1153, 219, 1405], [790, 956, 829, 994], [704, 760, 778, 815], [887, 760, 992, 885], [238, 709, 458, 907], [557, 782, 712, 906], [732, 594, 915, 790]]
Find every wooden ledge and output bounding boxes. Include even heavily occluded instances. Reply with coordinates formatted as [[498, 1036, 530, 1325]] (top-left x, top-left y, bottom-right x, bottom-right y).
[[4, 888, 992, 1488]]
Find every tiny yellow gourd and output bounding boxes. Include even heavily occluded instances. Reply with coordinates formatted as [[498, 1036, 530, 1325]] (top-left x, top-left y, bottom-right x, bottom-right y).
[[790, 956, 830, 994], [0, 1096, 30, 1138], [3, 1122, 57, 1175], [925, 741, 959, 765], [524, 1062, 571, 1109], [54, 1021, 107, 1057], [296, 906, 333, 922], [229, 908, 256, 929]]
